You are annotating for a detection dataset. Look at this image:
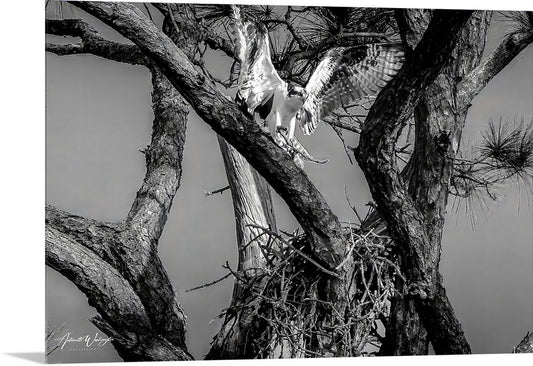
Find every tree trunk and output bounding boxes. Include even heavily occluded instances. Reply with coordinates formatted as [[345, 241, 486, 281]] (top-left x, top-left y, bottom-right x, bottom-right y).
[[381, 11, 491, 355], [207, 137, 279, 359], [355, 9, 475, 355]]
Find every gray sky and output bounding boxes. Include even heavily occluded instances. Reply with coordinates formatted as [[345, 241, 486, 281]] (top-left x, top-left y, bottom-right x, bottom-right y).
[[45, 4, 532, 362]]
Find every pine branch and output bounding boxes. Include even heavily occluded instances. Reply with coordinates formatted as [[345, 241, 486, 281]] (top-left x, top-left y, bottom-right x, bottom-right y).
[[451, 118, 533, 201]]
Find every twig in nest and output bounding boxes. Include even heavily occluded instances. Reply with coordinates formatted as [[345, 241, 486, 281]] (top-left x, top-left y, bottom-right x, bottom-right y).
[[247, 224, 340, 278], [334, 223, 358, 270]]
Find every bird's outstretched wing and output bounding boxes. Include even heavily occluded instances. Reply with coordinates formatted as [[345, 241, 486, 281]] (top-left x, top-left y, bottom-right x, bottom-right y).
[[298, 43, 405, 135], [233, 8, 284, 115]]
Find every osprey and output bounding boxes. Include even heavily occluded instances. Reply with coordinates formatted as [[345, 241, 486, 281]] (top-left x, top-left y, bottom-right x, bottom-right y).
[[233, 9, 405, 165]]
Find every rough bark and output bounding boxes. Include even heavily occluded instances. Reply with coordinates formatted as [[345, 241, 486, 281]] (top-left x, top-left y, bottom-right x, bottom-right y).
[[45, 205, 124, 268], [355, 10, 474, 354], [379, 13, 433, 354], [45, 227, 151, 330], [45, 228, 189, 361], [46, 227, 191, 361], [514, 332, 533, 353], [458, 12, 533, 106], [46, 18, 150, 65]]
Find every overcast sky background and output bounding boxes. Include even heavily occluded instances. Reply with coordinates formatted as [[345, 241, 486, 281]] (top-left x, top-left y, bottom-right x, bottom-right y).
[[45, 2, 532, 363]]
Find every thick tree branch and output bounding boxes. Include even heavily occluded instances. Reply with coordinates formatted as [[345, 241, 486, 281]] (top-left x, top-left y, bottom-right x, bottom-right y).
[[46, 205, 190, 358], [356, 10, 473, 297], [357, 10, 475, 355], [46, 226, 151, 329], [126, 68, 187, 243], [108, 67, 189, 352], [46, 17, 99, 37], [46, 227, 189, 361], [45, 204, 125, 269], [414, 274, 472, 354], [90, 316, 192, 361], [458, 15, 533, 107], [69, 1, 345, 270], [46, 18, 150, 65], [45, 222, 192, 361], [380, 11, 492, 356]]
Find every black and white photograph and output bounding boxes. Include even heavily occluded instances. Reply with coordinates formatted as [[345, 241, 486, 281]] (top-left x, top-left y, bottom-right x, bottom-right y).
[[37, 0, 533, 363]]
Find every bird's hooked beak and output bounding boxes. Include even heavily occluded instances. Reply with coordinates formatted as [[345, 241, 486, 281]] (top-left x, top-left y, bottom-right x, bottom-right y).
[[288, 86, 307, 100]]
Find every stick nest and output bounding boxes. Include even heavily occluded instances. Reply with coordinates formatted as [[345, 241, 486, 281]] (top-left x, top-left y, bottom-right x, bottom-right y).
[[214, 224, 403, 358]]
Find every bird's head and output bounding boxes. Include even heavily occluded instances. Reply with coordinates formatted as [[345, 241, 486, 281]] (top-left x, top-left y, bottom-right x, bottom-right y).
[[287, 84, 307, 101]]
